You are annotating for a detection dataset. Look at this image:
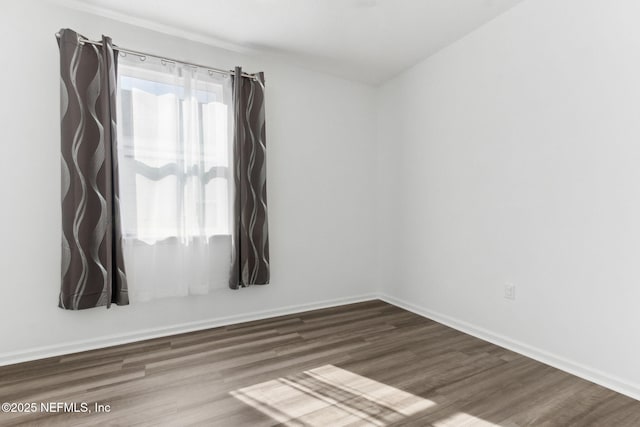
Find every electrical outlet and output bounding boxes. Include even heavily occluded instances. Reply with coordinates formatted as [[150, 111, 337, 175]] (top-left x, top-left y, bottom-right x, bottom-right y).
[[504, 283, 516, 300]]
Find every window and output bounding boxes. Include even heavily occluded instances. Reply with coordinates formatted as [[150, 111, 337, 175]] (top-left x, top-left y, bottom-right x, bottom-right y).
[[116, 55, 233, 244]]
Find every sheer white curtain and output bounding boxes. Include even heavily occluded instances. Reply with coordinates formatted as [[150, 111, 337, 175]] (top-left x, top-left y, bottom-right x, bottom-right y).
[[116, 55, 234, 302]]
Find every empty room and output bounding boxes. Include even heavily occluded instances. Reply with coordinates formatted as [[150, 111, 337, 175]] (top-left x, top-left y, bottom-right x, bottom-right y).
[[2, 0, 640, 425]]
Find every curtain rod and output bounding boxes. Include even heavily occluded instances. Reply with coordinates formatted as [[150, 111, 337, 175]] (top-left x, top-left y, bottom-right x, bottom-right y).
[[55, 32, 258, 80]]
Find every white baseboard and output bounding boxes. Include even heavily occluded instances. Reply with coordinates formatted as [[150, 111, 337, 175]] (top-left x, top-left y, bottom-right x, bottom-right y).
[[4, 291, 639, 404], [0, 293, 378, 366], [378, 293, 640, 402]]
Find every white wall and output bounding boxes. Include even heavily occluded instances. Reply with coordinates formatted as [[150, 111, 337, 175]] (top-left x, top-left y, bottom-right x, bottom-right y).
[[378, 0, 640, 397], [4, 0, 640, 402], [0, 0, 377, 363]]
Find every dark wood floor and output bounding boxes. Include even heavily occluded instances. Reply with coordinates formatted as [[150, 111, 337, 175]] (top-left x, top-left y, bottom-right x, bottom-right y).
[[1, 300, 639, 426]]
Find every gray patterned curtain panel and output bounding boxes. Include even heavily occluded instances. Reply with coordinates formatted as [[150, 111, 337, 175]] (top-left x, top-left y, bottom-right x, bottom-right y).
[[229, 67, 270, 289], [57, 29, 128, 309]]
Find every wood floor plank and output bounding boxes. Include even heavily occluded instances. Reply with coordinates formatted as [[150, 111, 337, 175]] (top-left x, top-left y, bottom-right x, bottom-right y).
[[1, 300, 638, 426]]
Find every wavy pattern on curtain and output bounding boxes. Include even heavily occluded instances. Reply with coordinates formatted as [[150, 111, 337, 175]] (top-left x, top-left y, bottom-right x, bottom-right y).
[[57, 29, 128, 309], [230, 67, 270, 288]]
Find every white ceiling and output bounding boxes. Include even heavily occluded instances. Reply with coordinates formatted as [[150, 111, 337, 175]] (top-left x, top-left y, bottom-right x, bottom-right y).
[[64, 0, 525, 85]]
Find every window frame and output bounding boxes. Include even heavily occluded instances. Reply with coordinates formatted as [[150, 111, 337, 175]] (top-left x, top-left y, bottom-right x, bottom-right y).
[[116, 59, 232, 243]]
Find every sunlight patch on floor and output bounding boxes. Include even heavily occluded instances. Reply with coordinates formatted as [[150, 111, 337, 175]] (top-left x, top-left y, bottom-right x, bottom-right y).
[[433, 412, 504, 427], [231, 364, 435, 426]]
